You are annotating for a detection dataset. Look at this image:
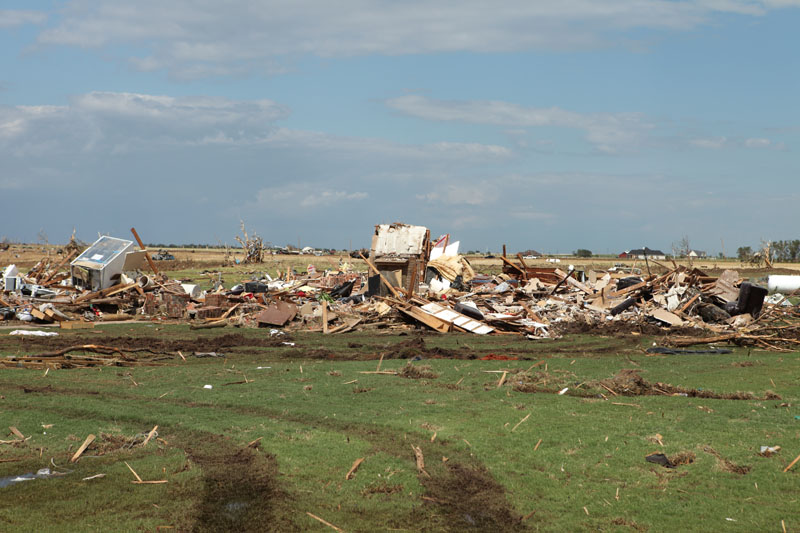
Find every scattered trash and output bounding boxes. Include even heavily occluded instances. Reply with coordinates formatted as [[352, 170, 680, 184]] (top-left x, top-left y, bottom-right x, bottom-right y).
[[203, 384, 213, 389], [9, 330, 58, 337], [759, 446, 781, 457], [0, 468, 65, 489], [1, 224, 799, 354]]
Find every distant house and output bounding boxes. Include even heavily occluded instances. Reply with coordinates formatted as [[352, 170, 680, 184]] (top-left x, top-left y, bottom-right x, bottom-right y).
[[626, 247, 667, 260], [688, 250, 707, 258]]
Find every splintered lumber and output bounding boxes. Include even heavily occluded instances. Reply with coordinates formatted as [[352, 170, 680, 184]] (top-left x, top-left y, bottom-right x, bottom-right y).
[[322, 299, 329, 334], [667, 333, 738, 347], [411, 444, 430, 478], [130, 227, 159, 275], [74, 282, 132, 304], [306, 512, 345, 533], [359, 252, 401, 298], [497, 371, 508, 388], [398, 305, 451, 333], [125, 461, 143, 482], [141, 425, 158, 447], [9, 427, 25, 439], [554, 268, 594, 295], [39, 250, 77, 285], [70, 434, 96, 463], [345, 457, 365, 480], [784, 452, 800, 473], [511, 413, 531, 432]]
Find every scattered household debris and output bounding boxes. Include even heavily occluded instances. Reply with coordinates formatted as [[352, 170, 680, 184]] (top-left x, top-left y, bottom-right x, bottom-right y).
[[2, 223, 799, 361]]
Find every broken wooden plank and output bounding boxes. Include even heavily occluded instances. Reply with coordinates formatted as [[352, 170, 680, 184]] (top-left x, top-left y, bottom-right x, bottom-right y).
[[345, 457, 365, 480], [130, 227, 160, 275], [411, 444, 430, 478], [70, 434, 96, 463], [141, 425, 158, 447], [306, 512, 345, 533]]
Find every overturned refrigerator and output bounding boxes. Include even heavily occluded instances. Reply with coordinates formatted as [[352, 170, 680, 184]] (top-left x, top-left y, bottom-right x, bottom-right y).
[[70, 236, 138, 291]]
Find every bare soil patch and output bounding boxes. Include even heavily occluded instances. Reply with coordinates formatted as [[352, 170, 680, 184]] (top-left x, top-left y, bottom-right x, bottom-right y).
[[180, 432, 299, 532]]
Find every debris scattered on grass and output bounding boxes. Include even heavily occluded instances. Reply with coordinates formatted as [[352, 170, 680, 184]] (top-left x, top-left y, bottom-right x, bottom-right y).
[[703, 446, 751, 475], [399, 363, 438, 380]]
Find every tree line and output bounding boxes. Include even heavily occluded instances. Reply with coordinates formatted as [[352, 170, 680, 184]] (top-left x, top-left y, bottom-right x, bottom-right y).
[[737, 240, 800, 263]]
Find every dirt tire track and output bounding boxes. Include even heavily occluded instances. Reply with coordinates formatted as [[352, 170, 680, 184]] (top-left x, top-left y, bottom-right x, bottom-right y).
[[9, 385, 528, 531]]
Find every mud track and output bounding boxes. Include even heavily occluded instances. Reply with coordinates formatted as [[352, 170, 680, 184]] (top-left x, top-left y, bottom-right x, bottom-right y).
[[179, 432, 299, 532], [5, 385, 528, 531]]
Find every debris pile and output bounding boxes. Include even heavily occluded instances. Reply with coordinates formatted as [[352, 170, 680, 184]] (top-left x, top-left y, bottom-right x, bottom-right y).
[[2, 223, 799, 353]]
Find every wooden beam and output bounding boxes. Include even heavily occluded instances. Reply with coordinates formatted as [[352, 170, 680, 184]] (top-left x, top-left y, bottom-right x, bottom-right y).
[[359, 252, 401, 298], [130, 227, 159, 275], [70, 434, 96, 463]]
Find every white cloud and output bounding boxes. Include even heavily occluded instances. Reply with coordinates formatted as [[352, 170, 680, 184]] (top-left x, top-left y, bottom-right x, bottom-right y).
[[744, 137, 771, 148], [0, 10, 46, 28], [690, 136, 728, 149], [416, 182, 500, 206], [690, 136, 786, 150], [32, 1, 800, 78], [387, 94, 652, 152], [248, 185, 368, 212]]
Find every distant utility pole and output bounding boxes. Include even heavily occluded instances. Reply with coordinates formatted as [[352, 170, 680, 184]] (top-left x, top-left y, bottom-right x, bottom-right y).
[[720, 238, 725, 259]]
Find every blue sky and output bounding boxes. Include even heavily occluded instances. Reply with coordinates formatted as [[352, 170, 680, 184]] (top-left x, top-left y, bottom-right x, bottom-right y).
[[1, 1, 798, 254]]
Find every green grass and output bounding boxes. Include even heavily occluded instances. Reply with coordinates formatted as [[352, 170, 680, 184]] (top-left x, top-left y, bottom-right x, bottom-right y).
[[1, 325, 799, 531]]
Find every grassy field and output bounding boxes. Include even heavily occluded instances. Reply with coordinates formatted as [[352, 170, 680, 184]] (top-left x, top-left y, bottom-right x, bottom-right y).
[[1, 324, 799, 532]]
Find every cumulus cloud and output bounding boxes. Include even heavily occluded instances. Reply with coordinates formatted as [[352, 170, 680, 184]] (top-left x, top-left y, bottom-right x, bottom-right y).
[[386, 94, 652, 152], [32, 1, 800, 78], [0, 10, 46, 28]]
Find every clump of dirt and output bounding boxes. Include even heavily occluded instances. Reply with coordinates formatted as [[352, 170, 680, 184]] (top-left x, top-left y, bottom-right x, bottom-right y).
[[394, 336, 427, 358], [590, 369, 765, 400], [554, 319, 702, 338], [388, 336, 472, 360], [731, 361, 756, 367], [610, 517, 648, 531], [353, 387, 374, 394], [510, 369, 575, 394], [286, 348, 336, 359], [399, 363, 439, 380], [419, 462, 527, 532], [362, 482, 403, 498], [702, 446, 751, 475], [669, 451, 696, 466]]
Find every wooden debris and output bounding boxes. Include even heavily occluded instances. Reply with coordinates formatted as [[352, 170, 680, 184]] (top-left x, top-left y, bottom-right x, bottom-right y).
[[141, 425, 158, 447], [70, 434, 96, 463], [345, 457, 365, 480], [784, 452, 800, 473], [411, 444, 430, 478], [305, 512, 345, 533], [511, 413, 531, 432]]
